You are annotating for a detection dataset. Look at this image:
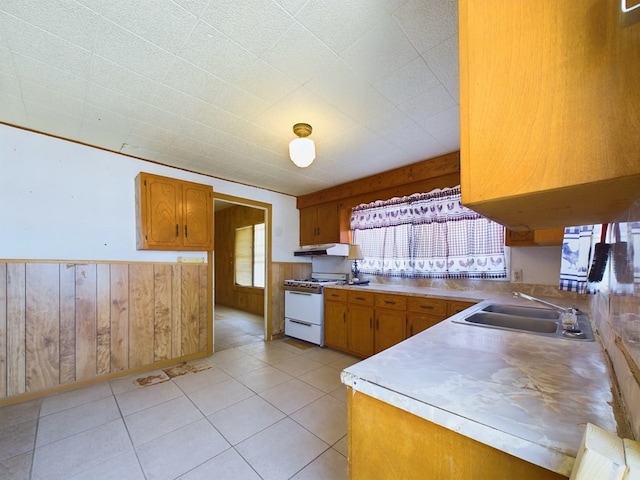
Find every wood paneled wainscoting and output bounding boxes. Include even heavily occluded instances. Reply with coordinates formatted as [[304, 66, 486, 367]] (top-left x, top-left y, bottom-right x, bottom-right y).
[[0, 260, 210, 406]]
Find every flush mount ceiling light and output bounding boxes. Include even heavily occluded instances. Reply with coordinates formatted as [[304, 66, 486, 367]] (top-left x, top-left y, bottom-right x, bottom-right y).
[[289, 123, 315, 168]]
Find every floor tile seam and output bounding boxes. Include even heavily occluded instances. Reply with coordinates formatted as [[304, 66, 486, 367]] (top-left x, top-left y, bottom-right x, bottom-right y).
[[130, 414, 213, 452], [112, 384, 185, 418], [31, 418, 135, 480], [121, 386, 206, 424], [203, 411, 285, 449], [38, 389, 114, 419], [32, 384, 119, 453], [33, 409, 123, 451], [284, 442, 334, 480], [108, 384, 148, 478], [171, 444, 249, 480], [37, 393, 118, 423]]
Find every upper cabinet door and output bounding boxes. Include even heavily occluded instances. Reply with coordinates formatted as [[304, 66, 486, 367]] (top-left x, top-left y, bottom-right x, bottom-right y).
[[182, 182, 213, 250], [299, 203, 340, 246], [459, 0, 640, 230], [136, 172, 213, 251]]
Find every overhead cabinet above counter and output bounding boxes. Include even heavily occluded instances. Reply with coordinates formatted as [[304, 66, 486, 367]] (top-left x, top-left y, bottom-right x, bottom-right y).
[[135, 172, 213, 251], [459, 0, 640, 231]]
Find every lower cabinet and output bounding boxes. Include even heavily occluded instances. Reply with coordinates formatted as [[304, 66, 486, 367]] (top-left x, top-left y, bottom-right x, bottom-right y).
[[325, 288, 477, 358], [348, 305, 375, 358], [324, 290, 348, 351], [374, 308, 406, 354], [348, 389, 566, 479]]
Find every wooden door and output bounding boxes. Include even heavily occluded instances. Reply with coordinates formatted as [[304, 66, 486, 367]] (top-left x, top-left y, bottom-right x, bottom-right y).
[[407, 313, 442, 337], [182, 182, 213, 250], [374, 309, 406, 353], [139, 173, 182, 250], [348, 305, 374, 358], [315, 203, 339, 244], [325, 300, 348, 351], [299, 207, 318, 246]]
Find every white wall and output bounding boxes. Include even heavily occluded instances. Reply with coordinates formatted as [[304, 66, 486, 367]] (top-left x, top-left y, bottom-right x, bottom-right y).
[[0, 124, 301, 262], [509, 246, 562, 285]]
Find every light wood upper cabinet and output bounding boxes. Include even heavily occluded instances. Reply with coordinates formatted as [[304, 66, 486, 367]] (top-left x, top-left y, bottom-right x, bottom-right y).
[[299, 203, 340, 246], [135, 172, 213, 251], [459, 0, 640, 231]]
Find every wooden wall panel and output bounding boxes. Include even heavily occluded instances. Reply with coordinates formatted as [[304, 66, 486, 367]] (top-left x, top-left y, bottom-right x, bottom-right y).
[[59, 264, 76, 384], [25, 263, 60, 392], [75, 264, 97, 381], [0, 260, 210, 404], [129, 264, 155, 368], [171, 264, 181, 358], [110, 264, 129, 372], [0, 263, 6, 397], [198, 265, 208, 352], [181, 266, 200, 356], [154, 264, 172, 362], [6, 263, 26, 396], [96, 264, 111, 376]]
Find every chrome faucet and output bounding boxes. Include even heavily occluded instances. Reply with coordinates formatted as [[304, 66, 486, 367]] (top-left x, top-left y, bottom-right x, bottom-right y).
[[512, 291, 579, 330]]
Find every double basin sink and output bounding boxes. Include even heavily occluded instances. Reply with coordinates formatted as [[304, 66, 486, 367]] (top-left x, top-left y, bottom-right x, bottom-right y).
[[457, 304, 594, 341]]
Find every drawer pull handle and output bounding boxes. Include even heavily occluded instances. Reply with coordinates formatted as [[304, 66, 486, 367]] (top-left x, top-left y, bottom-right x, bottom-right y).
[[290, 319, 312, 327], [356, 296, 365, 301], [421, 305, 434, 310], [384, 300, 396, 305]]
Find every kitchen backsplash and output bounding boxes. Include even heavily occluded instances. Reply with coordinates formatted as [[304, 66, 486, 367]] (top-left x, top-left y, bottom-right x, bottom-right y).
[[589, 198, 640, 440]]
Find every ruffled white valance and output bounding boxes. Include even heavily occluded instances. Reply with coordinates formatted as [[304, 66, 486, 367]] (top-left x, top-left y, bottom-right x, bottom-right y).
[[350, 186, 506, 279]]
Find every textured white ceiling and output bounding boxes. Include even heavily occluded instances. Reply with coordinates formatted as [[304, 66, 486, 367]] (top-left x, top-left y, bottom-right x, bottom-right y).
[[0, 0, 460, 197]]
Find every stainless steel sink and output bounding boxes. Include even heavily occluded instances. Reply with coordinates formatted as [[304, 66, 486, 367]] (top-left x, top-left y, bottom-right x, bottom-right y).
[[464, 312, 558, 333], [481, 304, 560, 320], [455, 304, 594, 341]]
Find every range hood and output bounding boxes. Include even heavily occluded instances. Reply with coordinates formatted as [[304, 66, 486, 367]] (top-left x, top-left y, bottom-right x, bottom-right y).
[[294, 243, 350, 257]]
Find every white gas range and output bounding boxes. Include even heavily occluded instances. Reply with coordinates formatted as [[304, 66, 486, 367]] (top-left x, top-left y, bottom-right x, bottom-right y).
[[283, 272, 348, 346]]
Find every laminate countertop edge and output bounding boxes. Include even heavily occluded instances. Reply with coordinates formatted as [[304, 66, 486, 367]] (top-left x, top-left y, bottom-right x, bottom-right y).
[[340, 297, 616, 477]]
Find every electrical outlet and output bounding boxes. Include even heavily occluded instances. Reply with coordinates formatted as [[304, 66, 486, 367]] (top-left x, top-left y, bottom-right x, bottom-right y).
[[513, 269, 523, 282], [178, 256, 205, 263]]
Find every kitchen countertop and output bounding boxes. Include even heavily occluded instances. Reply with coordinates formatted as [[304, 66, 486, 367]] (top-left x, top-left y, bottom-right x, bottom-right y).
[[338, 286, 617, 477]]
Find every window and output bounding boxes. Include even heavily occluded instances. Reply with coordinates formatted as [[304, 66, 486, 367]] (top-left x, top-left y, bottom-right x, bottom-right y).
[[350, 186, 506, 279], [234, 223, 265, 287]]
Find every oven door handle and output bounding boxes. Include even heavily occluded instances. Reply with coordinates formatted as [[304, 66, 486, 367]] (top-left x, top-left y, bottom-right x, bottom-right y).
[[289, 319, 313, 327], [288, 291, 314, 296]]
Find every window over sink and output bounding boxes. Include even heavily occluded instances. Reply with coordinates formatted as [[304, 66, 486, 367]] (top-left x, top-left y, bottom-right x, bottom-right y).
[[350, 186, 506, 279]]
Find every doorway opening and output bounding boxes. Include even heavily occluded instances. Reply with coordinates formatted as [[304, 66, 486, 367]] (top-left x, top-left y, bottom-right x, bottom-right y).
[[213, 194, 272, 351]]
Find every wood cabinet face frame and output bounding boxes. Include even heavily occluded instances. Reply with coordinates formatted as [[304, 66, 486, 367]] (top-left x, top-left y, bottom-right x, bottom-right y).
[[325, 288, 477, 358], [135, 172, 213, 251]]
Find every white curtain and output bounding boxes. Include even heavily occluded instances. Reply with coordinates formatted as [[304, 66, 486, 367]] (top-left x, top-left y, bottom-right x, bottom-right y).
[[350, 186, 506, 279]]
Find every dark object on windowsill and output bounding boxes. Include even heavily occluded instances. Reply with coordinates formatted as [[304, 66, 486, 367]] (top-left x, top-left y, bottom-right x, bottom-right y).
[[613, 223, 633, 284], [587, 224, 610, 283]]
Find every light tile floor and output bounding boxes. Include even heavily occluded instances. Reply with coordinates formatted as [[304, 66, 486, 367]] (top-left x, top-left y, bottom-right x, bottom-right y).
[[0, 306, 360, 480]]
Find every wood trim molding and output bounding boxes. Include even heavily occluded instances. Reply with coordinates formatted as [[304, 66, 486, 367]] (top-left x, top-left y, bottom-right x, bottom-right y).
[[296, 151, 460, 210]]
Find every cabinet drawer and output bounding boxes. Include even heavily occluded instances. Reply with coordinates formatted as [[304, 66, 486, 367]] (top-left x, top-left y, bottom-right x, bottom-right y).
[[375, 293, 407, 311], [325, 289, 348, 302], [348, 291, 374, 305], [407, 297, 447, 316]]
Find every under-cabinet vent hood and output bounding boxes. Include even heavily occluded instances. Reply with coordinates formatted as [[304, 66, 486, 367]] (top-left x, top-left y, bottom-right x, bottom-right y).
[[294, 244, 350, 257]]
